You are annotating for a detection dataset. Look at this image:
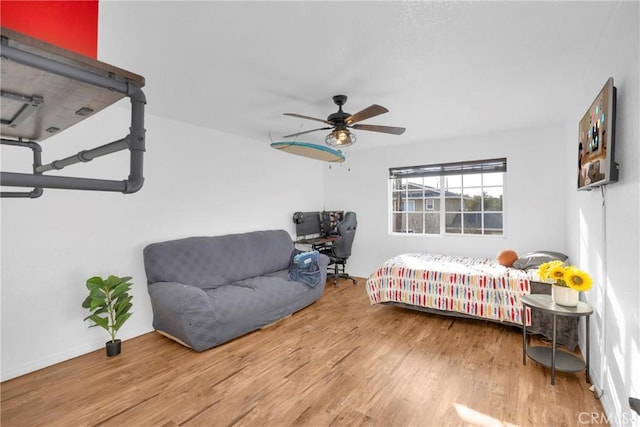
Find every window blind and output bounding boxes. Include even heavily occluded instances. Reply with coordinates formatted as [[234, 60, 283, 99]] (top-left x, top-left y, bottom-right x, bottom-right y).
[[389, 158, 507, 179]]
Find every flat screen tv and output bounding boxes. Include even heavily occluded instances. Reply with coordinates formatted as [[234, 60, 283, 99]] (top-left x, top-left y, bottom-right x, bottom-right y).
[[577, 77, 618, 191]]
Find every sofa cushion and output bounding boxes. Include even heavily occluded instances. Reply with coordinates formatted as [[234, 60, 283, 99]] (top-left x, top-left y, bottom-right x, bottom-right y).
[[143, 229, 294, 289], [181, 272, 325, 348], [207, 272, 322, 322]]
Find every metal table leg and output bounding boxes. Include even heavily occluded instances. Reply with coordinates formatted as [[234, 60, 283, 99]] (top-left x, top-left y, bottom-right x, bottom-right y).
[[522, 305, 527, 365], [551, 313, 557, 385], [586, 315, 591, 383]]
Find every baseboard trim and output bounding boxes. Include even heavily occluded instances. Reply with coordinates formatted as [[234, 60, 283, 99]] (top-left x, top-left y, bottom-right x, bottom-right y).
[[2, 342, 100, 382]]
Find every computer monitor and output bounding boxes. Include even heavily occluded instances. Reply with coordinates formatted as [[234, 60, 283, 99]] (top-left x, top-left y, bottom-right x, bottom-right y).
[[321, 211, 344, 236], [293, 212, 322, 237]]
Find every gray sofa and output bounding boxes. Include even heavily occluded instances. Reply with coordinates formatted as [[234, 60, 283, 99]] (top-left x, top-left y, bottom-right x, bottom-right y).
[[143, 229, 329, 351]]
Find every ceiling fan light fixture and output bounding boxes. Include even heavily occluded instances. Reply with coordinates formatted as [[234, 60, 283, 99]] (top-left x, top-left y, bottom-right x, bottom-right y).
[[325, 129, 356, 147]]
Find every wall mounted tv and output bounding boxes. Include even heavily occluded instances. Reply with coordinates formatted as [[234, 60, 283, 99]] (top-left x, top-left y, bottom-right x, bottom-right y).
[[577, 77, 618, 191]]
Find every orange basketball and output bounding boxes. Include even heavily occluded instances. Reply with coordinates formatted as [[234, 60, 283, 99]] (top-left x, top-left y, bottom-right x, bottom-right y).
[[497, 249, 518, 267]]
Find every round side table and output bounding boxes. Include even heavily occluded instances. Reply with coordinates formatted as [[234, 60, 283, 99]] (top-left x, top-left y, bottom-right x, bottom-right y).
[[521, 293, 593, 385]]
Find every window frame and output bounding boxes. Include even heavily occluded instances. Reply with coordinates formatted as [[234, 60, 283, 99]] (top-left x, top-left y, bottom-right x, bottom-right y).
[[389, 158, 506, 236]]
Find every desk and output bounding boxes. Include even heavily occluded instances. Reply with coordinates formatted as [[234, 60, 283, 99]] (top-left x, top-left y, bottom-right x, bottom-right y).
[[294, 236, 337, 251], [521, 294, 593, 385]]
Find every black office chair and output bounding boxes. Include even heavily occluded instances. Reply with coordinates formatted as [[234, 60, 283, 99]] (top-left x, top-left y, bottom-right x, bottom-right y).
[[320, 211, 357, 286]]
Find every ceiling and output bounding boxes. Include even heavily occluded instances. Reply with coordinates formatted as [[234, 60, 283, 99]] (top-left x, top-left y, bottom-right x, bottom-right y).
[[97, 1, 622, 150]]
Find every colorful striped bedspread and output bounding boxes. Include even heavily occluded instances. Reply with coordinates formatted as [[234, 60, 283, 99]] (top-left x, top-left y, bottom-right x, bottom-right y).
[[366, 253, 532, 325]]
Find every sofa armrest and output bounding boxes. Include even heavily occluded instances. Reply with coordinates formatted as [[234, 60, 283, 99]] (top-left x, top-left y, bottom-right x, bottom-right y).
[[318, 253, 330, 284], [318, 253, 330, 269], [147, 282, 218, 350], [148, 281, 214, 316]]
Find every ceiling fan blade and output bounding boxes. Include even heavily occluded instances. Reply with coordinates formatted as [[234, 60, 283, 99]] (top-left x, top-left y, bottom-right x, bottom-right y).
[[283, 127, 332, 138], [351, 124, 406, 135], [345, 104, 389, 125], [283, 113, 332, 125]]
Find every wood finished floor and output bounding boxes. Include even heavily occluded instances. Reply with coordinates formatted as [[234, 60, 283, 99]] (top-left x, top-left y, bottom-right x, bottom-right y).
[[1, 278, 607, 427]]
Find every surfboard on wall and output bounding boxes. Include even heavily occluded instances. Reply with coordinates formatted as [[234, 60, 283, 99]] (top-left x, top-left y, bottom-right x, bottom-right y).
[[270, 142, 345, 163]]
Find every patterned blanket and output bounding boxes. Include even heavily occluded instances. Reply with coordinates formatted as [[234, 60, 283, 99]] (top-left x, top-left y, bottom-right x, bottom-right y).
[[366, 253, 532, 325]]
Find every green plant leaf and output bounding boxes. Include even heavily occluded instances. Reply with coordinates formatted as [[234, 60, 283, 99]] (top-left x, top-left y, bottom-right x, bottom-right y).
[[86, 276, 104, 290], [115, 296, 132, 315], [106, 275, 132, 289], [114, 312, 132, 331], [115, 292, 131, 304], [92, 307, 109, 316], [116, 302, 132, 318], [111, 282, 132, 299], [104, 275, 122, 289], [86, 314, 109, 331], [89, 294, 107, 311], [83, 308, 108, 321], [89, 295, 106, 306], [89, 288, 107, 299], [81, 295, 93, 309]]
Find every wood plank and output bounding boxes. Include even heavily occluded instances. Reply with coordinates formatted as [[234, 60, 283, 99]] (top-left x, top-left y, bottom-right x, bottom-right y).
[[0, 278, 607, 426]]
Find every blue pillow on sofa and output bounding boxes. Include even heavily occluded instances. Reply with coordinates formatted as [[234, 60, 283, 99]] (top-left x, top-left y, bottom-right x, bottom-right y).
[[289, 251, 321, 287]]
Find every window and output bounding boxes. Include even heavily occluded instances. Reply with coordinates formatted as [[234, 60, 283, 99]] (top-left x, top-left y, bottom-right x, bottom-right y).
[[401, 200, 416, 211], [390, 158, 506, 235]]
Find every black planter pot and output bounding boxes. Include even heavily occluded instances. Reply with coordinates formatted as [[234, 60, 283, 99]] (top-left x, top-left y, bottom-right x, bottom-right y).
[[105, 339, 122, 357]]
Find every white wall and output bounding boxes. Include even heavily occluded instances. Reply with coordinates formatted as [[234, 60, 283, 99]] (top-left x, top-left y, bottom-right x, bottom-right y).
[[0, 105, 325, 381], [324, 124, 568, 278], [564, 2, 639, 425]]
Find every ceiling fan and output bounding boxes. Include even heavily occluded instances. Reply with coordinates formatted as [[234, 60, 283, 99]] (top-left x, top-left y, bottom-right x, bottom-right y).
[[283, 95, 405, 148]]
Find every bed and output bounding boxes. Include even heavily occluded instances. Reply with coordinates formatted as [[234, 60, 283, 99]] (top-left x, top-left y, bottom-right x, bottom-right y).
[[365, 253, 578, 350]]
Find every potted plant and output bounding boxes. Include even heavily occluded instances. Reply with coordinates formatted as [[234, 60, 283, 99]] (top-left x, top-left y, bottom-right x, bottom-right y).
[[538, 261, 592, 306], [82, 275, 134, 356]]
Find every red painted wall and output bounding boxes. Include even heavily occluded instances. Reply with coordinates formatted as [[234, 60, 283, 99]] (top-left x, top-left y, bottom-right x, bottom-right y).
[[0, 0, 98, 58]]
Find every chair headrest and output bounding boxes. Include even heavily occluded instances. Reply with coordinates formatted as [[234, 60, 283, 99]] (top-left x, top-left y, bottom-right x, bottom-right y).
[[338, 211, 357, 233]]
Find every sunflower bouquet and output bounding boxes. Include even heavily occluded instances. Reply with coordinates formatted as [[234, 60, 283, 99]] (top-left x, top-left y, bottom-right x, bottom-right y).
[[537, 260, 593, 291]]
